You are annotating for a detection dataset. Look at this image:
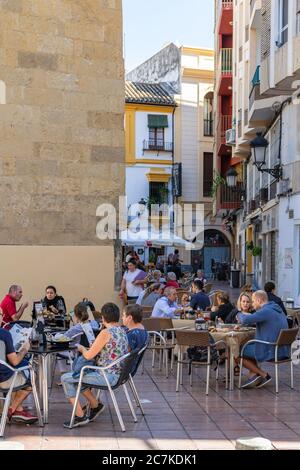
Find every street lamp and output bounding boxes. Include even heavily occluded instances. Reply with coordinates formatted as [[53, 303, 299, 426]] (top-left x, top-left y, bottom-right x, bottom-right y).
[[225, 167, 246, 198], [225, 167, 238, 188], [250, 132, 283, 180]]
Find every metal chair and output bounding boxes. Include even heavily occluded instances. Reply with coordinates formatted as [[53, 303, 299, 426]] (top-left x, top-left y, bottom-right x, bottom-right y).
[[127, 342, 149, 416], [0, 340, 43, 438], [69, 350, 140, 432], [141, 306, 153, 319], [175, 330, 228, 395], [142, 318, 175, 377], [238, 328, 299, 393]]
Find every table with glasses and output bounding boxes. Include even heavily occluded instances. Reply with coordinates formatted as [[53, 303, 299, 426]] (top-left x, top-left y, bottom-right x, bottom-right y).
[[29, 342, 76, 423], [172, 319, 255, 390]]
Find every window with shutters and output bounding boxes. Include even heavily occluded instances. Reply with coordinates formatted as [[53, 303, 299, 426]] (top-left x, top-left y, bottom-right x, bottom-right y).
[[261, 0, 271, 59], [277, 0, 289, 46], [203, 153, 213, 197], [270, 232, 277, 281], [149, 127, 165, 149]]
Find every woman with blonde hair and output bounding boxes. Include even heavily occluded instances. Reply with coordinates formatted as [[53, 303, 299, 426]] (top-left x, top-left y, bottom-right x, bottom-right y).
[[225, 292, 254, 324]]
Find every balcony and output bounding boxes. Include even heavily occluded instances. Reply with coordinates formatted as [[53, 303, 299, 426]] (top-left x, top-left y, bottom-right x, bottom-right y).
[[217, 48, 233, 96], [217, 0, 233, 35], [143, 140, 173, 153], [250, 0, 262, 29], [248, 66, 285, 125], [217, 115, 232, 156], [219, 182, 244, 210]]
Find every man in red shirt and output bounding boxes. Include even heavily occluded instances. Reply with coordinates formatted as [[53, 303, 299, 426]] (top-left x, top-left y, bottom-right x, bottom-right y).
[[0, 285, 29, 326]]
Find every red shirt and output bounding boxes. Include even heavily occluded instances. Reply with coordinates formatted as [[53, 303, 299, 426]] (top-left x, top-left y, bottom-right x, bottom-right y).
[[163, 280, 179, 293], [0, 294, 17, 326]]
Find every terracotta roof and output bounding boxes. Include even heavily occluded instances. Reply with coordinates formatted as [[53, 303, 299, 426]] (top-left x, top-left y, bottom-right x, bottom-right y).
[[125, 81, 176, 106]]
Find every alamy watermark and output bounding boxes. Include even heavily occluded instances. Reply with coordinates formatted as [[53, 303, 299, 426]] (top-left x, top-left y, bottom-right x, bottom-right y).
[[95, 196, 205, 250]]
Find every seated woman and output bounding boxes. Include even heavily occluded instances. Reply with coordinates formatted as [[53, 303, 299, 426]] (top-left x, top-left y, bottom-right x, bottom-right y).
[[162, 272, 179, 292], [61, 302, 99, 345], [42, 285, 66, 316], [122, 304, 149, 352], [61, 303, 128, 429], [136, 283, 162, 307], [210, 292, 234, 322], [225, 292, 254, 324]]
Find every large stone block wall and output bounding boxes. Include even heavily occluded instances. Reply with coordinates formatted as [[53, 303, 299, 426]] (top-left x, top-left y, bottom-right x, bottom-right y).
[[0, 0, 125, 245]]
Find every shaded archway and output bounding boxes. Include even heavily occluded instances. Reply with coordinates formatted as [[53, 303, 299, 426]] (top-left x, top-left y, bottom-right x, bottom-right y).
[[191, 229, 231, 279]]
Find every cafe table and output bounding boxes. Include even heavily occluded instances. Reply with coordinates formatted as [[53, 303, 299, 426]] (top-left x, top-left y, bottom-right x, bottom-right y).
[[172, 319, 255, 390], [29, 342, 76, 424]]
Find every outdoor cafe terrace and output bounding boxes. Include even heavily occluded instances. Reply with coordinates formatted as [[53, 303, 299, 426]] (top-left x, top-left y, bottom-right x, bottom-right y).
[[1, 283, 300, 451]]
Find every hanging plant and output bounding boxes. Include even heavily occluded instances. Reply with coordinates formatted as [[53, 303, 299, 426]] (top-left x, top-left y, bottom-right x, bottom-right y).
[[252, 245, 262, 257], [210, 172, 226, 199], [246, 241, 262, 257], [246, 241, 254, 252]]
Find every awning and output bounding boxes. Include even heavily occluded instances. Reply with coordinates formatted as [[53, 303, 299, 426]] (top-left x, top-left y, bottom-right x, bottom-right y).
[[148, 114, 168, 128], [121, 227, 195, 249]]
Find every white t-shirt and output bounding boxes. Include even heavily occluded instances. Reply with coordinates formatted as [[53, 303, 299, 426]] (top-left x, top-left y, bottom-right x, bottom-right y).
[[123, 269, 143, 297]]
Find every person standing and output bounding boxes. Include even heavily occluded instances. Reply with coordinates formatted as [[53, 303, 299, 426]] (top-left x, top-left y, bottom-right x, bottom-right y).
[[0, 285, 29, 327], [120, 259, 146, 303], [264, 281, 287, 316]]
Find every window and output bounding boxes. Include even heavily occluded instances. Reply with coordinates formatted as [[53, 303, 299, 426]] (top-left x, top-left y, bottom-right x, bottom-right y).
[[149, 127, 164, 149], [203, 153, 213, 197], [203, 92, 213, 136], [149, 182, 168, 204], [147, 114, 168, 150], [277, 0, 289, 46]]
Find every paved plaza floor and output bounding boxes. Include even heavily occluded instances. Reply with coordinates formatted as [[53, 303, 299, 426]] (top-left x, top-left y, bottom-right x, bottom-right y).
[[3, 353, 300, 450]]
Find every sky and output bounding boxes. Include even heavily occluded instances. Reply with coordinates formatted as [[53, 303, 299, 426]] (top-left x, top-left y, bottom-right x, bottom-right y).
[[123, 0, 214, 73]]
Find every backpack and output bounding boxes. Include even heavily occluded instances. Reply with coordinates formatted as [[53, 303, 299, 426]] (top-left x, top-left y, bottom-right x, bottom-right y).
[[186, 334, 219, 374]]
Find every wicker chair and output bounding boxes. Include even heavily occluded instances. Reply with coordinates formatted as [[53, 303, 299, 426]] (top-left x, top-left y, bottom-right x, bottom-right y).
[[175, 330, 228, 395], [239, 328, 299, 393]]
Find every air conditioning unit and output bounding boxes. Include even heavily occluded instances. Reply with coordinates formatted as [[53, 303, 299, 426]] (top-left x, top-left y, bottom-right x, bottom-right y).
[[225, 128, 236, 145]]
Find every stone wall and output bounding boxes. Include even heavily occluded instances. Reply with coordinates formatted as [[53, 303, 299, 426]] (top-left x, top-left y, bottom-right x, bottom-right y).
[[0, 0, 125, 246]]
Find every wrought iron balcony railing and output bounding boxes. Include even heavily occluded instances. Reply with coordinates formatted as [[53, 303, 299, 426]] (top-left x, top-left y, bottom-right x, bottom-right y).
[[143, 140, 173, 152]]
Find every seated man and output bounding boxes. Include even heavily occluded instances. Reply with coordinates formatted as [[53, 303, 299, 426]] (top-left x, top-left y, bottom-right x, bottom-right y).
[[151, 287, 183, 319], [0, 285, 29, 327], [237, 290, 289, 389], [190, 280, 210, 311], [0, 326, 38, 423]]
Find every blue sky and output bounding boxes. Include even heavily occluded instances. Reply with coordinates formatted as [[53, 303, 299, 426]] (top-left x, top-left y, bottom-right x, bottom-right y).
[[123, 0, 214, 73]]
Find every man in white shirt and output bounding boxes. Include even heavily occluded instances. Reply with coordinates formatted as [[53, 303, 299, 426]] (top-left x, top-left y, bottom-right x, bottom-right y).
[[120, 259, 146, 302], [151, 287, 183, 319]]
